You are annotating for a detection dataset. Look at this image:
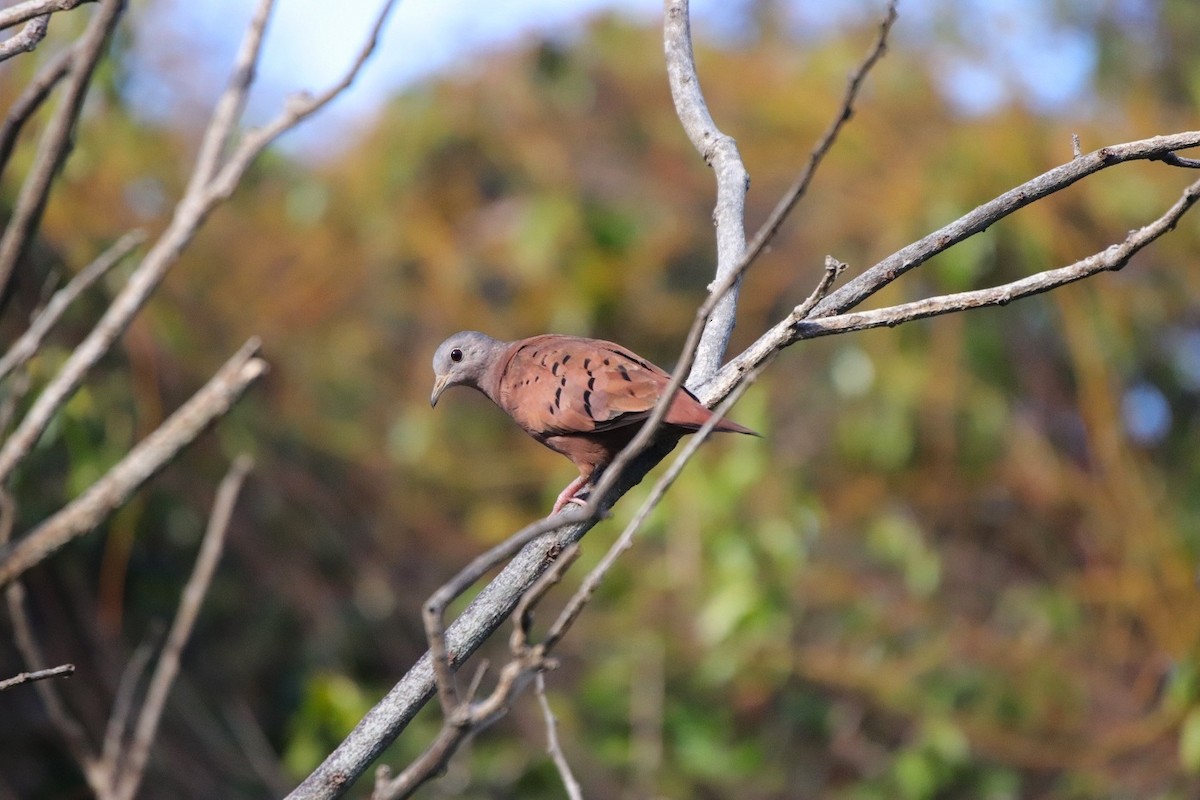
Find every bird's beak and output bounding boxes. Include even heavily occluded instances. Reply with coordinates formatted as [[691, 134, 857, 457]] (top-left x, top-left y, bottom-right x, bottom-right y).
[[430, 374, 450, 407]]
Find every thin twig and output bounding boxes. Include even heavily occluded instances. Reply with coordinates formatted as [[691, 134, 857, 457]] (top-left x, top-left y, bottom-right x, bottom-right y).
[[0, 0, 125, 298], [509, 544, 580, 656], [0, 663, 74, 691], [0, 230, 145, 382], [223, 702, 292, 797], [0, 46, 74, 177], [6, 576, 105, 789], [205, 0, 400, 206], [536, 673, 583, 800], [1153, 151, 1200, 169], [740, 0, 897, 279], [184, 0, 275, 198], [0, 340, 266, 587], [100, 632, 157, 773], [111, 455, 252, 800]]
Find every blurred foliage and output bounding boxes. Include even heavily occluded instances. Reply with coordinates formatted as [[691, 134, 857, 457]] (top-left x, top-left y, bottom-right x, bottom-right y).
[[2, 1, 1200, 798]]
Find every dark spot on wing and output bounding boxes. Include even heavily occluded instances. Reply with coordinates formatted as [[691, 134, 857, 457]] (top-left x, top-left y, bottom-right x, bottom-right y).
[[554, 387, 562, 407], [583, 358, 591, 370], [603, 358, 610, 366], [551, 361, 559, 375], [561, 354, 571, 364], [582, 390, 593, 418], [587, 376, 595, 390], [548, 403, 555, 415], [604, 346, 654, 371], [617, 365, 632, 382], [560, 377, 566, 387]]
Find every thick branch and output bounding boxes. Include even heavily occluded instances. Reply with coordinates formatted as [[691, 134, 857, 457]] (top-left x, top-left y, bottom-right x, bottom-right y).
[[664, 0, 747, 385], [0, 14, 50, 62], [0, 0, 91, 31]]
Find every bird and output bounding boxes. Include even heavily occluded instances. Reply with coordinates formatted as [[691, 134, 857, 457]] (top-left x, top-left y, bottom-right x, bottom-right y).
[[430, 331, 757, 513]]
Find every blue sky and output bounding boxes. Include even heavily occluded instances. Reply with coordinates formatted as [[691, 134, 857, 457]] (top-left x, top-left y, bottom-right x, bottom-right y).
[[129, 0, 1102, 156]]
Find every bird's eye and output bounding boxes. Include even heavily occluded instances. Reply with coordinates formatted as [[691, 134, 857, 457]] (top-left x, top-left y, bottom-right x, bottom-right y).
[[450, 348, 463, 363]]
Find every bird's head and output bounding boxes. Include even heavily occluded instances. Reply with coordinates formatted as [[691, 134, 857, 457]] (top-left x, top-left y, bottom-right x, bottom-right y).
[[430, 331, 504, 407]]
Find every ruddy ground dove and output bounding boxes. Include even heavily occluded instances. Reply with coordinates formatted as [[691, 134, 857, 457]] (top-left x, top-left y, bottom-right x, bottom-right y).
[[431, 331, 756, 513]]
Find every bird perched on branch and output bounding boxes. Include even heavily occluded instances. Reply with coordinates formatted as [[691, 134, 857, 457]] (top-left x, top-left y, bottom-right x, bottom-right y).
[[431, 331, 757, 513]]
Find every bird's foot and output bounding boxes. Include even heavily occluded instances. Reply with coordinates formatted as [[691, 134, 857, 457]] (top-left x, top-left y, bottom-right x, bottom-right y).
[[552, 475, 590, 514]]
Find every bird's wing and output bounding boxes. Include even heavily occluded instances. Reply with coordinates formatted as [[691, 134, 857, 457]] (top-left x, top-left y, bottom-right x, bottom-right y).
[[498, 336, 670, 437]]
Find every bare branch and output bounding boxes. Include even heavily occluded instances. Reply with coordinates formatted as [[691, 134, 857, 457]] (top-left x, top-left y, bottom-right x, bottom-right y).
[[0, 14, 50, 63], [1153, 151, 1200, 169], [0, 662, 74, 691], [291, 21, 1200, 800], [0, 339, 266, 587], [535, 673, 583, 800], [101, 634, 156, 773], [422, 506, 589, 716], [705, 135, 1200, 404], [377, 261, 836, 800], [7, 578, 106, 790], [0, 230, 145, 382], [112, 455, 252, 800], [0, 0, 395, 486], [206, 0, 400, 205], [0, 0, 92, 31], [291, 5, 883, 793], [0, 0, 125, 298], [663, 0, 748, 383], [2, 490, 107, 793], [0, 46, 73, 176], [184, 0, 275, 197], [789, 176, 1200, 339], [809, 132, 1200, 320], [577, 0, 896, 520], [224, 701, 292, 797]]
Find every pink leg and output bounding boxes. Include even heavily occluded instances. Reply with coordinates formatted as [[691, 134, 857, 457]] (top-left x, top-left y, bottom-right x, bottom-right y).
[[552, 474, 590, 514]]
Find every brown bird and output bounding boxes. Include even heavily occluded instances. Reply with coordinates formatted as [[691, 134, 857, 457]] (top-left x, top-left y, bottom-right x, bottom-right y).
[[431, 331, 757, 513]]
